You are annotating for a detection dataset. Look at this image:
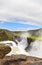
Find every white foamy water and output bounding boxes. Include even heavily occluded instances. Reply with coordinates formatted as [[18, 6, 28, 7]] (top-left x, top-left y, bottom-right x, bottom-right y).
[[0, 41, 16, 47], [0, 40, 29, 56], [18, 32, 42, 58], [28, 40, 42, 58], [0, 38, 42, 58], [6, 46, 29, 56], [16, 37, 28, 49], [17, 32, 30, 49]]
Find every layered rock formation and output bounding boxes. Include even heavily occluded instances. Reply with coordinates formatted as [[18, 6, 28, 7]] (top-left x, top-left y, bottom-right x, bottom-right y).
[[0, 55, 42, 65]]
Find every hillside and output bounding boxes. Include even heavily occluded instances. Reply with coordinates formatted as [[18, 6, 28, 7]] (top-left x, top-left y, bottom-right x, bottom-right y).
[[13, 28, 42, 41], [0, 28, 42, 41], [0, 29, 13, 41]]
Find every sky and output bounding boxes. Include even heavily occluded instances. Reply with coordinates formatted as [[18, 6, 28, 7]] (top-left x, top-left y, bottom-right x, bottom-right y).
[[0, 22, 42, 31], [0, 0, 42, 31]]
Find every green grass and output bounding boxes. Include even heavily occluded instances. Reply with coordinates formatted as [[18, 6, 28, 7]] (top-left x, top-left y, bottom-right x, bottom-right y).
[[0, 29, 13, 41]]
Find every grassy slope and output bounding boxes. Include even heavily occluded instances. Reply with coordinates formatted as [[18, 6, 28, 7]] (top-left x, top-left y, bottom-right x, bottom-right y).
[[0, 29, 13, 41], [0, 28, 42, 41]]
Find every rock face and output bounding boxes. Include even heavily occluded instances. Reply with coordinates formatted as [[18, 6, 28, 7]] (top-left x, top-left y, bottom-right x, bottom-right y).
[[0, 44, 11, 59], [0, 55, 42, 65]]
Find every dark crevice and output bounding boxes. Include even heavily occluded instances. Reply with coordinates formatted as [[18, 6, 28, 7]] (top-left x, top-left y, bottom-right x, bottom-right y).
[[25, 37, 34, 51]]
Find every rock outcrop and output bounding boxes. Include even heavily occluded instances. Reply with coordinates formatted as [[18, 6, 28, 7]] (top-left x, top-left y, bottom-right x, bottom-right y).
[[0, 55, 42, 65], [0, 44, 11, 59]]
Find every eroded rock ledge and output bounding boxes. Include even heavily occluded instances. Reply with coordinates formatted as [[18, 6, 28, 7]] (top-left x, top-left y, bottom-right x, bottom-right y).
[[0, 55, 42, 65]]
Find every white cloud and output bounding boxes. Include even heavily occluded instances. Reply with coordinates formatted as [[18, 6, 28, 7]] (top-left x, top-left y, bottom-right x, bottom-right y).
[[0, 0, 42, 26]]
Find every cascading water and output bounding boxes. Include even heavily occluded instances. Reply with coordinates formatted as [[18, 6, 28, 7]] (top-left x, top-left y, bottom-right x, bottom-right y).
[[27, 40, 42, 58], [6, 40, 29, 56], [15, 31, 42, 58], [0, 40, 29, 56], [26, 29, 42, 58], [16, 32, 30, 50], [0, 41, 16, 47], [0, 30, 42, 58]]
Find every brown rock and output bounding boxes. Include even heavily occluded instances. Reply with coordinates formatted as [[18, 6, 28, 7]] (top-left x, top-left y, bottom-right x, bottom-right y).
[[4, 54, 27, 61], [0, 44, 11, 59], [1, 55, 42, 65]]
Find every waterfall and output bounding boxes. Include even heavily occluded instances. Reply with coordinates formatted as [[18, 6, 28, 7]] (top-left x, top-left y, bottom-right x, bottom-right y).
[[0, 31, 42, 58], [6, 40, 29, 56], [27, 40, 42, 58], [0, 40, 29, 56], [15, 31, 42, 58], [16, 32, 30, 50]]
